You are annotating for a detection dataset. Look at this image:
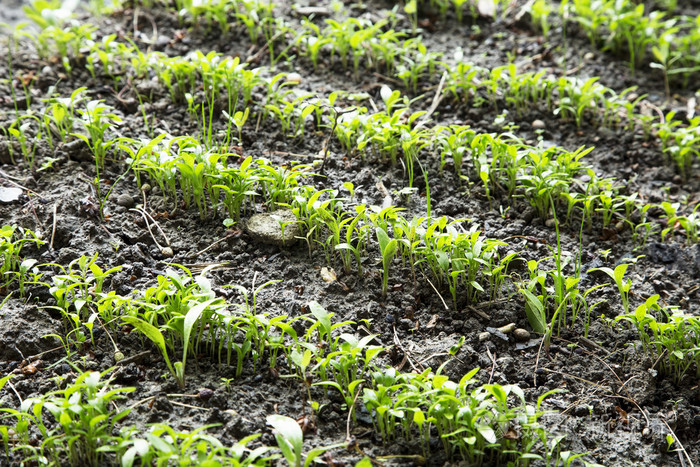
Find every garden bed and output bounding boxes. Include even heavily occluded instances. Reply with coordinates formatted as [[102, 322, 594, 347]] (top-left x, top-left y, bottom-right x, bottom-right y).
[[0, 1, 699, 465]]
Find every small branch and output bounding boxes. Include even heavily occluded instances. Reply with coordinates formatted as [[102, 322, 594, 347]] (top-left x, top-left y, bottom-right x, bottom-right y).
[[50, 203, 57, 250], [661, 417, 693, 467], [130, 207, 170, 252], [346, 383, 363, 443], [415, 71, 447, 130], [392, 325, 422, 372]]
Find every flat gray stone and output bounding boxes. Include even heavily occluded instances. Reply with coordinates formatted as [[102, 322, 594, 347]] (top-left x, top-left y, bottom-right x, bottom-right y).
[[244, 209, 299, 247], [0, 186, 22, 204], [116, 193, 135, 208]]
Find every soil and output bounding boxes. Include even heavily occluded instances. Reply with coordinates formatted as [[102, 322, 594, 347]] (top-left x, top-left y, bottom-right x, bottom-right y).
[[1, 1, 699, 466]]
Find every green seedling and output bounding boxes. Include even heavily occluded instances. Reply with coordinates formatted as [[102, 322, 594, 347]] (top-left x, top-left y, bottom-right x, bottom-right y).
[[521, 287, 547, 334], [1, 225, 45, 293], [616, 294, 700, 383], [0, 370, 133, 466], [122, 316, 181, 388], [267, 415, 344, 467], [223, 107, 250, 148], [655, 113, 700, 180], [532, 0, 552, 38], [119, 424, 272, 466], [8, 114, 44, 169], [376, 227, 397, 299], [589, 263, 632, 315]]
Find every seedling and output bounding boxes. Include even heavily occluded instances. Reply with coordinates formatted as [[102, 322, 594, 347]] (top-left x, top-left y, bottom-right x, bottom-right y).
[[616, 294, 700, 383], [122, 316, 181, 387], [589, 263, 633, 315], [0, 370, 134, 466], [376, 227, 398, 299], [267, 415, 344, 467], [1, 225, 45, 294]]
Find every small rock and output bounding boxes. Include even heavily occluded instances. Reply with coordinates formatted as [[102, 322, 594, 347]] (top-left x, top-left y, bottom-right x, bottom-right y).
[[0, 186, 22, 204], [198, 388, 214, 401], [545, 218, 556, 228], [531, 119, 545, 130], [136, 80, 160, 96], [161, 247, 174, 257], [244, 209, 299, 246], [478, 331, 491, 342], [513, 328, 531, 342], [63, 138, 91, 162], [286, 72, 302, 84], [141, 183, 151, 193], [497, 323, 516, 334], [155, 35, 170, 47], [477, 0, 495, 17], [116, 193, 135, 208]]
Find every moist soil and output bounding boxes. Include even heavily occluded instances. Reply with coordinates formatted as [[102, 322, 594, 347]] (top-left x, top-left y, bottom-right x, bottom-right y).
[[1, 1, 699, 466]]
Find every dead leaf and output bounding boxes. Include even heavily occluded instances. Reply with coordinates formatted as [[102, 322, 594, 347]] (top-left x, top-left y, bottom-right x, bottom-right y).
[[425, 314, 439, 328], [21, 360, 42, 375], [320, 267, 336, 283], [615, 406, 629, 424]]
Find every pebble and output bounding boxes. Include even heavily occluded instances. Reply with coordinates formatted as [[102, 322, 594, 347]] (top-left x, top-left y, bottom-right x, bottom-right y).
[[198, 388, 214, 401], [478, 331, 491, 342], [244, 209, 299, 247], [116, 193, 135, 208], [513, 328, 531, 342], [497, 323, 516, 334], [286, 72, 302, 84], [545, 218, 556, 228], [0, 186, 22, 204], [531, 119, 545, 130]]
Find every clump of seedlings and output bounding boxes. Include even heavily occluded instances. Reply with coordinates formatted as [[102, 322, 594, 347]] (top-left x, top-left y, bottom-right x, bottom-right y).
[[0, 370, 134, 466], [616, 294, 700, 384], [0, 225, 45, 296]]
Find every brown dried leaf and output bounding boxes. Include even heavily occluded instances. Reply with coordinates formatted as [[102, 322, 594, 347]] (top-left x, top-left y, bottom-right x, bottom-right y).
[[320, 267, 337, 283]]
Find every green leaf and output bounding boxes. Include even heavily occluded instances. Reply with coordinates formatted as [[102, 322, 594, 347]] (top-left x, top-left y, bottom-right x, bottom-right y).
[[613, 263, 629, 285], [182, 298, 218, 382], [376, 227, 390, 253], [383, 239, 397, 264], [0, 374, 15, 393], [634, 304, 647, 322], [477, 424, 497, 444], [122, 316, 176, 385], [304, 442, 347, 467], [521, 289, 547, 333], [267, 414, 302, 467], [309, 300, 331, 338]]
